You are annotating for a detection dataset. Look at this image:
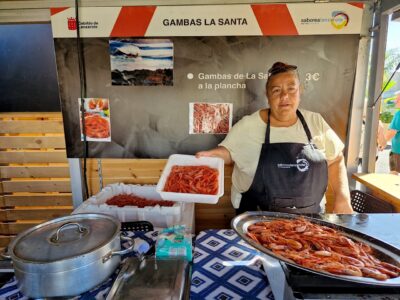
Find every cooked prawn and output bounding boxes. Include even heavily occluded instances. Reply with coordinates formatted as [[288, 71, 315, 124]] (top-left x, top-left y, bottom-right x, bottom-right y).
[[247, 218, 400, 281]]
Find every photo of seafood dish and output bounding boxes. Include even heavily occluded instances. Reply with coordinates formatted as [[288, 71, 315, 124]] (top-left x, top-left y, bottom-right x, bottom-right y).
[[79, 98, 111, 142], [83, 114, 110, 139], [190, 102, 233, 134], [247, 218, 400, 281], [163, 165, 219, 195], [88, 98, 109, 110]]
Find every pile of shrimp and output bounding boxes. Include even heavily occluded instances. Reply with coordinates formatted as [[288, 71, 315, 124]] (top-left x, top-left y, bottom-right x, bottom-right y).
[[106, 194, 174, 208], [164, 165, 219, 195], [247, 218, 400, 281]]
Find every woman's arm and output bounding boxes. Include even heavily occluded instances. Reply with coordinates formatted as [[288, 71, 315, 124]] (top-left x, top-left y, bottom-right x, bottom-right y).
[[327, 153, 353, 214], [196, 146, 233, 165], [385, 129, 397, 142]]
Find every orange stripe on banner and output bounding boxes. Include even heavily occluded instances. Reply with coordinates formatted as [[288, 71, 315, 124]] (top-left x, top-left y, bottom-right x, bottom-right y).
[[349, 3, 364, 9], [251, 4, 298, 36], [50, 7, 69, 16], [110, 6, 156, 37]]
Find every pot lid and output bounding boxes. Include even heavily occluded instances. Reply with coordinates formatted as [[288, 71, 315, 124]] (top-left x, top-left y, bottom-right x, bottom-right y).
[[11, 214, 120, 263]]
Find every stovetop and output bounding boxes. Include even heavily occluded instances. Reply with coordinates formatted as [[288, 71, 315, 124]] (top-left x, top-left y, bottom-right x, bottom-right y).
[[260, 253, 400, 300], [283, 264, 400, 296]]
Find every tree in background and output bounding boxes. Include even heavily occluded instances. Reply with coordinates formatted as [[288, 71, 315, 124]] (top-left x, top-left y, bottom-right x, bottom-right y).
[[380, 48, 400, 124]]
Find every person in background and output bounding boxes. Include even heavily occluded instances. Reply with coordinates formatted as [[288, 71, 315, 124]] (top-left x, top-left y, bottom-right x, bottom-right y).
[[197, 62, 353, 214], [379, 93, 400, 174]]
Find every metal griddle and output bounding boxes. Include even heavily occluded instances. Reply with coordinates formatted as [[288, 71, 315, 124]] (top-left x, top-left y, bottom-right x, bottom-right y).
[[231, 212, 400, 287]]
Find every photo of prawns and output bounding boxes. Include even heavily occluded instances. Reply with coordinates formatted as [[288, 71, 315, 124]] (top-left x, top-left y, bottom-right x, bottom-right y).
[[79, 98, 111, 142]]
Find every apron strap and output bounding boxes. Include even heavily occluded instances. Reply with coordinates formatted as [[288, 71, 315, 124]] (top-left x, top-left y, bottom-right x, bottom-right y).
[[265, 109, 271, 144], [265, 109, 313, 144], [296, 110, 313, 143]]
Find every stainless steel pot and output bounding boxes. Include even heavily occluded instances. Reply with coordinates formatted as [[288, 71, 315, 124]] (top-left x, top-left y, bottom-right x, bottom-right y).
[[7, 213, 134, 298]]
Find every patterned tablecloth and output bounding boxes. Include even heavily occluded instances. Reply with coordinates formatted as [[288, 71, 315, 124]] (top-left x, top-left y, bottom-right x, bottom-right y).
[[0, 230, 159, 300], [0, 229, 274, 300], [190, 229, 274, 300]]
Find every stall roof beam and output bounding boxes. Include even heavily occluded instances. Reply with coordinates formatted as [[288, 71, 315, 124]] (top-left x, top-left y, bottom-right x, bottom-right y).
[[0, 0, 376, 9], [381, 0, 400, 14], [0, 0, 375, 24], [392, 10, 400, 22], [362, 0, 400, 174], [345, 0, 374, 187]]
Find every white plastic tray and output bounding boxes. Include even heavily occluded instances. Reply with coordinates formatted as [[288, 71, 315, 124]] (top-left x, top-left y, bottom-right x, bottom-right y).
[[156, 154, 224, 204], [73, 183, 182, 228]]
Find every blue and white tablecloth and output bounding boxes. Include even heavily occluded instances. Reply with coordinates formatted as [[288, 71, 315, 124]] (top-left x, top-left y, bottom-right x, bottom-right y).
[[0, 231, 159, 300], [1, 229, 274, 300], [190, 229, 274, 300]]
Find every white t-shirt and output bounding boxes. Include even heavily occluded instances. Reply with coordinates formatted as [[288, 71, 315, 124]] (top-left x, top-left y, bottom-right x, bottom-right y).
[[219, 109, 344, 208]]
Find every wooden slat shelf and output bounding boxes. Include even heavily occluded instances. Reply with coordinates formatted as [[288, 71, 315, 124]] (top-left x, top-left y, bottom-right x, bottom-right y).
[[0, 136, 65, 149], [0, 221, 42, 235], [0, 165, 69, 178], [1, 179, 71, 193], [0, 207, 73, 221], [0, 112, 62, 119], [0, 120, 64, 133], [0, 113, 71, 245], [0, 193, 72, 207], [0, 150, 67, 163], [0, 236, 13, 247]]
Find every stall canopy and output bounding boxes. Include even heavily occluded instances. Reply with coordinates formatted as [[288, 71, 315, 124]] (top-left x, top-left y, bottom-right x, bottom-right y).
[[1, 0, 398, 201], [49, 3, 364, 160]]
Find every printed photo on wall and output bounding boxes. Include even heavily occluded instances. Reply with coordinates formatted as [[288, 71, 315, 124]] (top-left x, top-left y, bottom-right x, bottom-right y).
[[78, 98, 111, 142], [189, 102, 233, 134], [109, 38, 173, 86]]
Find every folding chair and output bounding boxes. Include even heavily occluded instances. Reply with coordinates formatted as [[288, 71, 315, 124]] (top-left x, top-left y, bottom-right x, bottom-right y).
[[350, 190, 395, 213]]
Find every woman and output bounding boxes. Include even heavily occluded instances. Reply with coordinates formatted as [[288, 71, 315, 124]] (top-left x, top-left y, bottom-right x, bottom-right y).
[[379, 93, 400, 174], [197, 62, 353, 214]]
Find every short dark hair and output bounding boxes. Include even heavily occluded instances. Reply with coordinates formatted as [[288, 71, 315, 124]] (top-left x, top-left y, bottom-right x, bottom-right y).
[[266, 62, 298, 88]]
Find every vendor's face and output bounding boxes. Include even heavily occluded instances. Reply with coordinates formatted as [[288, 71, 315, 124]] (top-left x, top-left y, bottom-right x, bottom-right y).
[[267, 72, 300, 117]]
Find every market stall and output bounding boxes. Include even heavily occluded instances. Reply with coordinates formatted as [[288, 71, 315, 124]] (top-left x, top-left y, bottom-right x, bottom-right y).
[[1, 0, 400, 299], [50, 1, 369, 227]]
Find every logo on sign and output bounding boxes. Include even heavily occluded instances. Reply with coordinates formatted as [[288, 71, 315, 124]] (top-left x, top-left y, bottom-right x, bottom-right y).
[[67, 17, 99, 30], [300, 11, 349, 30], [67, 18, 77, 30], [277, 158, 310, 172], [331, 11, 349, 29]]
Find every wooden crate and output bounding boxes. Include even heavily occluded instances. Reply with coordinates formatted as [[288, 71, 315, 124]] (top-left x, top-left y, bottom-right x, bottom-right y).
[[0, 112, 72, 244]]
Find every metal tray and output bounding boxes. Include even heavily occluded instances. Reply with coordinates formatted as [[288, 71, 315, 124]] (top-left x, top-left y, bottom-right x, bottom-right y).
[[106, 257, 189, 300], [231, 212, 400, 287]]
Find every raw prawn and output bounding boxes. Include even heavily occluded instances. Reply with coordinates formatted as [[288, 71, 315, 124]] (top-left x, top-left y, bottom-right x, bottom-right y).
[[164, 165, 219, 195]]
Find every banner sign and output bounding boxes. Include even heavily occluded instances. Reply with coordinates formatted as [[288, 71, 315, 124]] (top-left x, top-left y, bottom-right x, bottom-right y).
[[50, 3, 364, 38]]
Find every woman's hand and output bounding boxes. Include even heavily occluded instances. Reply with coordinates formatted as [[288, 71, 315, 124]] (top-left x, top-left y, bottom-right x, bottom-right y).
[[332, 198, 354, 214], [195, 146, 233, 165]]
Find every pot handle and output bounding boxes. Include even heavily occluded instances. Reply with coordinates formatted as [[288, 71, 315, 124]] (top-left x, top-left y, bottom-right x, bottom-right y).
[[111, 235, 135, 256], [51, 222, 87, 243], [0, 247, 11, 260]]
